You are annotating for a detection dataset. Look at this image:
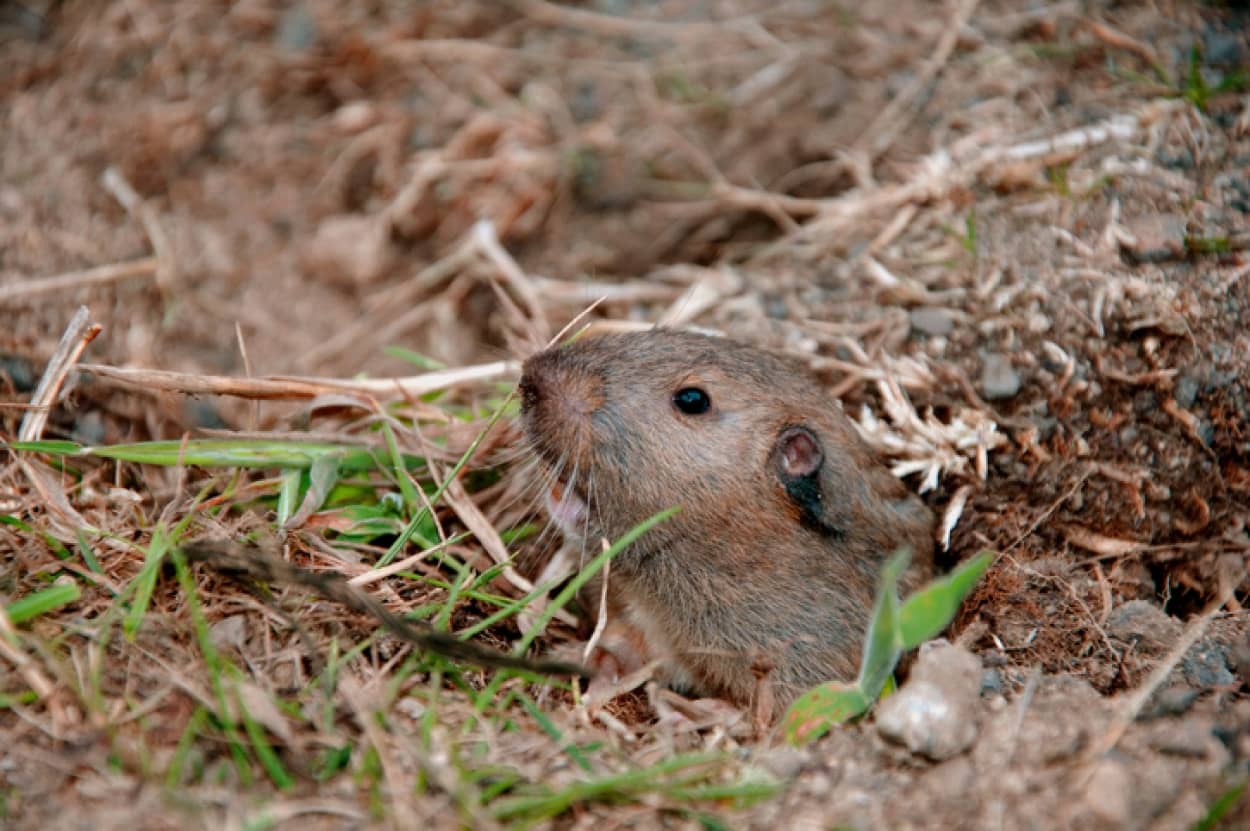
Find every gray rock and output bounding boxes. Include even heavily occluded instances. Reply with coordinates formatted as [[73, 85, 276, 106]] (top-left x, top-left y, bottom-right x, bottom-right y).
[[276, 6, 318, 52], [758, 746, 809, 779], [876, 641, 981, 761], [980, 353, 1020, 400], [210, 615, 248, 652], [910, 307, 955, 337], [980, 667, 1004, 697], [0, 354, 35, 392], [1174, 373, 1199, 409], [1076, 758, 1133, 829], [71, 411, 107, 445], [1182, 639, 1235, 688], [1120, 213, 1187, 263], [1203, 30, 1245, 66], [1140, 685, 1199, 720], [1106, 599, 1181, 656], [1146, 719, 1225, 759]]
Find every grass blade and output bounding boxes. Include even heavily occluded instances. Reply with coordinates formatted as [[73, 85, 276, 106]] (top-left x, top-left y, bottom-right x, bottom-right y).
[[514, 507, 679, 655], [3, 581, 81, 625], [8, 438, 414, 474], [124, 526, 172, 640]]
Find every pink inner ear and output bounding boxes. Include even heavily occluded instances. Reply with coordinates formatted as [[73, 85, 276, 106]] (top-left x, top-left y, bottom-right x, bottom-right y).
[[779, 428, 822, 477]]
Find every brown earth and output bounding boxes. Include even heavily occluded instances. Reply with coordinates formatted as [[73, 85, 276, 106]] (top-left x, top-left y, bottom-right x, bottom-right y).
[[2, 0, 1249, 828]]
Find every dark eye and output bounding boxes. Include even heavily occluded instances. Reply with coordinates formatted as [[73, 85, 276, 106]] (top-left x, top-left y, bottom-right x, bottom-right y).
[[672, 387, 711, 415]]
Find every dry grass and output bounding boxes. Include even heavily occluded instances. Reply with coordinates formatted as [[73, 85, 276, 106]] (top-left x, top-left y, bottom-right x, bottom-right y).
[[3, 0, 1250, 827]]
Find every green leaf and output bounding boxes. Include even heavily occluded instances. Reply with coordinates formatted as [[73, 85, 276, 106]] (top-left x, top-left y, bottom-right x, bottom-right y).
[[3, 581, 81, 624], [233, 678, 294, 790], [782, 549, 994, 746], [780, 682, 870, 745], [897, 551, 993, 648]]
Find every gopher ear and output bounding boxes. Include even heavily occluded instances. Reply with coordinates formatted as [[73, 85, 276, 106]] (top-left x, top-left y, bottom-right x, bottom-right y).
[[777, 426, 823, 477], [773, 426, 842, 537]]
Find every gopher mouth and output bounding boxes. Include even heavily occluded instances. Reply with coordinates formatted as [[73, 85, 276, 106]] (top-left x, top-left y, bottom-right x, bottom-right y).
[[546, 479, 590, 534]]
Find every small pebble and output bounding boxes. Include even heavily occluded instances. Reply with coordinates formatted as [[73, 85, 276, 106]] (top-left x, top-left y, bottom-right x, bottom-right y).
[[1078, 758, 1133, 828], [876, 641, 981, 761], [1139, 686, 1199, 720], [304, 214, 394, 285], [758, 746, 808, 779], [1106, 600, 1181, 655], [0, 354, 36, 392], [276, 6, 318, 51], [1182, 639, 1235, 688], [980, 353, 1020, 400], [71, 411, 107, 445], [209, 615, 248, 652], [1202, 29, 1245, 66], [332, 102, 378, 134], [979, 667, 1004, 697], [1120, 213, 1187, 263], [1173, 374, 1199, 409], [910, 307, 955, 337], [1147, 720, 1222, 759]]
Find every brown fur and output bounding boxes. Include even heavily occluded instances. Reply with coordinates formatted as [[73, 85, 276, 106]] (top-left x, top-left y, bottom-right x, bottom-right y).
[[519, 329, 934, 718]]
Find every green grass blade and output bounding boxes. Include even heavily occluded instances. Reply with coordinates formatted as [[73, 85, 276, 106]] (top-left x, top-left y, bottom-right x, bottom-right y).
[[1192, 782, 1247, 831], [233, 679, 295, 790], [1, 515, 71, 558], [433, 554, 472, 632], [276, 469, 301, 527], [381, 346, 446, 370], [4, 439, 82, 455], [8, 438, 413, 474], [3, 581, 81, 625], [489, 752, 723, 821], [456, 576, 561, 640], [380, 422, 420, 510], [513, 507, 679, 655], [124, 526, 173, 640], [855, 548, 910, 697], [75, 529, 104, 575], [166, 706, 209, 787], [170, 548, 253, 785], [515, 690, 593, 773], [305, 452, 341, 515], [378, 399, 512, 567]]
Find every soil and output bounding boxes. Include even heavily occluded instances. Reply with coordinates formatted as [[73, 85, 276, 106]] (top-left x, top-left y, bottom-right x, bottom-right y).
[[2, 0, 1249, 828]]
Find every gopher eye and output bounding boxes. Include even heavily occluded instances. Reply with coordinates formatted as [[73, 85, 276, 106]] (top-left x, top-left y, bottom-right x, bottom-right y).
[[673, 387, 711, 415]]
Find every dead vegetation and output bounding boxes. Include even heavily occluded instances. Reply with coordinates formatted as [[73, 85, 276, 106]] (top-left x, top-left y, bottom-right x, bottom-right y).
[[2, 0, 1250, 828]]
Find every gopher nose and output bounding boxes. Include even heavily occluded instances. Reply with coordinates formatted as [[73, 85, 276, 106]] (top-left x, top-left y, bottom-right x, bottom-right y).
[[518, 353, 552, 416], [518, 368, 542, 413], [519, 348, 604, 421]]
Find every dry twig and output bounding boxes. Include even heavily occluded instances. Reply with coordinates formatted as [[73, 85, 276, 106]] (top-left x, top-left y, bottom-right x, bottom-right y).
[[78, 360, 519, 403], [181, 540, 589, 678], [0, 258, 157, 304]]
